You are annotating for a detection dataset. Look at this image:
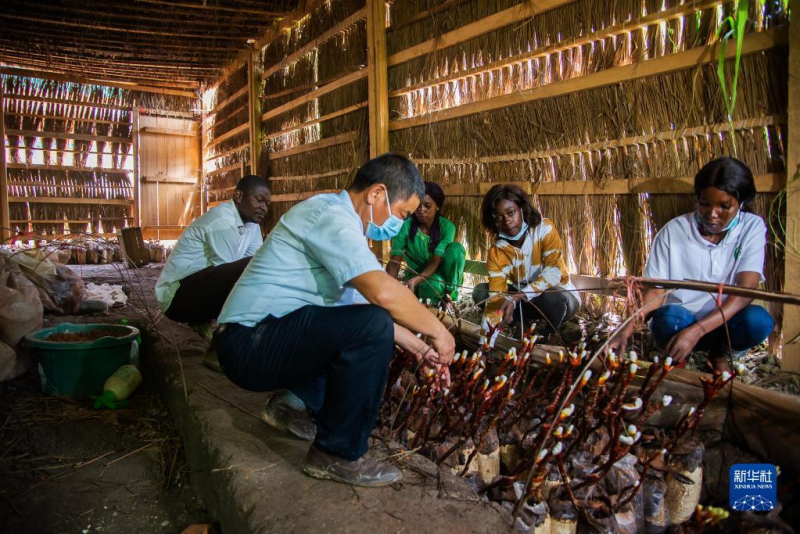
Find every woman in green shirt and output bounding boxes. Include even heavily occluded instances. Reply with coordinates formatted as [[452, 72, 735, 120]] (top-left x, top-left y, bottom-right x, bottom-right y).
[[387, 181, 466, 304]]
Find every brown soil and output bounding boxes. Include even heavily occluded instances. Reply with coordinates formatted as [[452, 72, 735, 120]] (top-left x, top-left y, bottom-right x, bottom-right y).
[[46, 330, 128, 342]]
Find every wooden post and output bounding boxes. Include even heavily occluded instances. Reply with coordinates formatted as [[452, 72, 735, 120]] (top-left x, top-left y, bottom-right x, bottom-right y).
[[0, 86, 9, 241], [367, 0, 390, 261], [366, 0, 389, 158], [783, 18, 800, 372], [247, 48, 263, 176], [199, 109, 206, 216], [132, 106, 141, 227]]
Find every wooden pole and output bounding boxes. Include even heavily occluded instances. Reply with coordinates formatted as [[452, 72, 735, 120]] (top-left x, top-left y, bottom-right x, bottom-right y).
[[132, 107, 141, 227], [247, 48, 262, 176], [366, 0, 389, 158], [783, 17, 800, 372], [0, 85, 8, 241], [367, 0, 390, 261], [199, 107, 206, 215]]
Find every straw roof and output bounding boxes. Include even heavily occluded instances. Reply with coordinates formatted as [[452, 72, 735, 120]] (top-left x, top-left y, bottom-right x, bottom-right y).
[[0, 0, 298, 90]]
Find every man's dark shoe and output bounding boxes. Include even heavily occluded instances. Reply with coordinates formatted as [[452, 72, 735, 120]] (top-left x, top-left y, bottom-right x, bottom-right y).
[[260, 393, 316, 441], [303, 446, 403, 487]]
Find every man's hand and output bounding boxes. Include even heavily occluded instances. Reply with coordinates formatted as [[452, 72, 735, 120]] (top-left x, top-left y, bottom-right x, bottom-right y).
[[664, 324, 704, 363], [429, 328, 455, 366]]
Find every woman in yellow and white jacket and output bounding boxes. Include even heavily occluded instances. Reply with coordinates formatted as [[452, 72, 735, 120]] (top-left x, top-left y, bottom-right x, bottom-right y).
[[473, 184, 579, 339]]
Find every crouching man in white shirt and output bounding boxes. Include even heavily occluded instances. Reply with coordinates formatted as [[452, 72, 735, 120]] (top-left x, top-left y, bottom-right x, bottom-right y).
[[608, 157, 774, 374], [155, 175, 270, 344]]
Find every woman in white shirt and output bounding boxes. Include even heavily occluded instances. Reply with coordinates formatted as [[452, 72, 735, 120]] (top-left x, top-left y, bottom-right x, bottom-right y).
[[608, 157, 774, 373]]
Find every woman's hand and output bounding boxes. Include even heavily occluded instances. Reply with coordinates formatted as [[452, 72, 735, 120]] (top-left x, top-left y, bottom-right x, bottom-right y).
[[606, 323, 634, 356], [499, 293, 525, 326], [664, 324, 704, 363], [405, 276, 422, 292]]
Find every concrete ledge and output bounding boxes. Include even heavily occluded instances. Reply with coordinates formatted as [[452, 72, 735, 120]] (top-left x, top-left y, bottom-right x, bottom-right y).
[[149, 329, 513, 533]]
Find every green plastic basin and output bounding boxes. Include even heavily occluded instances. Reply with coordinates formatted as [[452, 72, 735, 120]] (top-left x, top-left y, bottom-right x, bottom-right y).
[[24, 323, 140, 397]]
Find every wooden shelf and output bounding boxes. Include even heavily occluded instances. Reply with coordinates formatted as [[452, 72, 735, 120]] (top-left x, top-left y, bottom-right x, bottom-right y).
[[139, 127, 198, 137], [5, 129, 132, 144]]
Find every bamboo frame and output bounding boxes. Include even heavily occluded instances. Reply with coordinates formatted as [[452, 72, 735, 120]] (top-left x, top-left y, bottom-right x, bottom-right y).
[[390, 28, 788, 130], [4, 111, 129, 126], [387, 0, 576, 67], [208, 86, 249, 117], [205, 143, 249, 162], [261, 8, 367, 80], [207, 162, 242, 178]]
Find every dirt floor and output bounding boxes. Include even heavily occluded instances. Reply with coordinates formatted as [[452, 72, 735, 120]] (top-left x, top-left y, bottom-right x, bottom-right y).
[[0, 263, 213, 534]]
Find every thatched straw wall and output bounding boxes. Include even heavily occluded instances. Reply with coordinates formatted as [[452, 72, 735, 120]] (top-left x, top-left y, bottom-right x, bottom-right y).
[[2, 74, 196, 236], [205, 62, 251, 204], [259, 0, 369, 231], [386, 0, 788, 295]]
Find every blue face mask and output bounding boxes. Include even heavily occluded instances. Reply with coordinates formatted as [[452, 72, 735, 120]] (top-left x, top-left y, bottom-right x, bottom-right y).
[[499, 222, 529, 241], [695, 209, 741, 234], [366, 188, 404, 241]]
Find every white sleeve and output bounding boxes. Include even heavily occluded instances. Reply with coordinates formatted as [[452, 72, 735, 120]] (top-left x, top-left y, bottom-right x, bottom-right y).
[[736, 217, 767, 280], [644, 227, 671, 280]]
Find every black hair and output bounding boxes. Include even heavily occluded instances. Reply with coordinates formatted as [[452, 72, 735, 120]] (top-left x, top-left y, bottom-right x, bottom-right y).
[[236, 175, 270, 195], [409, 182, 446, 254], [481, 184, 543, 236], [694, 157, 756, 209], [349, 153, 425, 203]]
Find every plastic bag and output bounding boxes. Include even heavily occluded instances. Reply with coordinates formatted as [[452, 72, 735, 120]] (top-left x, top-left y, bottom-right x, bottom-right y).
[[643, 476, 669, 533], [0, 268, 43, 346], [24, 264, 85, 314], [0, 340, 29, 382], [605, 453, 644, 534]]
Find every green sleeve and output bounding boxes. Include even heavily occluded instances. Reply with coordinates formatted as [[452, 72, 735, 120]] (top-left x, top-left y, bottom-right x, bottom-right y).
[[390, 217, 412, 256], [433, 217, 456, 257]]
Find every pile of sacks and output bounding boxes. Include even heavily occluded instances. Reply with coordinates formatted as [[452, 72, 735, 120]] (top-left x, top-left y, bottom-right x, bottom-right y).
[[0, 248, 121, 382]]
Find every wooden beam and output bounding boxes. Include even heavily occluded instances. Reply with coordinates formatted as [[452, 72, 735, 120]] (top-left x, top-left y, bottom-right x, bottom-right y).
[[10, 196, 132, 205], [271, 189, 338, 202], [389, 0, 725, 98], [207, 162, 242, 178], [261, 8, 367, 80], [6, 129, 132, 144], [387, 0, 575, 67], [4, 111, 129, 126], [0, 86, 8, 241], [268, 131, 358, 160], [415, 116, 784, 166], [6, 164, 131, 174], [140, 127, 198, 137], [438, 174, 786, 196], [784, 16, 800, 372], [0, 67, 198, 97], [0, 13, 251, 41], [3, 93, 132, 112], [264, 102, 367, 141], [209, 86, 249, 115], [269, 168, 350, 182], [254, 0, 331, 51], [132, 0, 286, 17], [389, 0, 472, 32], [261, 69, 368, 122], [206, 123, 250, 149], [132, 108, 141, 227], [142, 175, 197, 184], [367, 0, 389, 158], [206, 143, 249, 162], [390, 28, 788, 131]]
